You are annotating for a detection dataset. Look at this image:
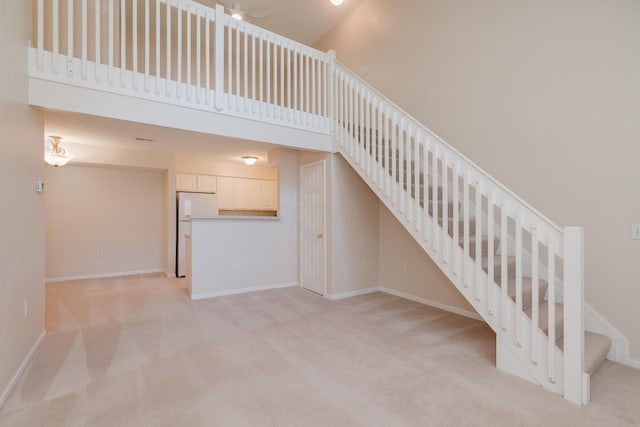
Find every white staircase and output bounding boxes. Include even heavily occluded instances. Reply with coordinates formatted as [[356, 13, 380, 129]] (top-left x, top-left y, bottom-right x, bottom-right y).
[[30, 0, 612, 405], [330, 64, 612, 404]]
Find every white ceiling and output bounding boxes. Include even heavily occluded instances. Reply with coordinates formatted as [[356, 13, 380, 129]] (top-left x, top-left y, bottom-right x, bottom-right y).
[[44, 111, 281, 166], [196, 0, 361, 45]]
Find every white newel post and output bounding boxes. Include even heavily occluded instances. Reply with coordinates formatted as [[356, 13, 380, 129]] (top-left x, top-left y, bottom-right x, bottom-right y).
[[563, 226, 586, 405], [214, 4, 225, 111]]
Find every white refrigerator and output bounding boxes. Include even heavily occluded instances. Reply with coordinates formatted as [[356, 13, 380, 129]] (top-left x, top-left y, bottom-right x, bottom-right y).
[[177, 192, 218, 277]]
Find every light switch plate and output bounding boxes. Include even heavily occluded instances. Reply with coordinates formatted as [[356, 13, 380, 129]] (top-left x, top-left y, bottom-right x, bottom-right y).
[[631, 224, 640, 240], [34, 180, 44, 193]]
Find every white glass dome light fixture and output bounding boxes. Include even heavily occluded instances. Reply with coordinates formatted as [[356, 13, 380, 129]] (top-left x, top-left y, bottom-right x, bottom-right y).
[[331, 0, 344, 6], [242, 156, 258, 166], [44, 135, 71, 167]]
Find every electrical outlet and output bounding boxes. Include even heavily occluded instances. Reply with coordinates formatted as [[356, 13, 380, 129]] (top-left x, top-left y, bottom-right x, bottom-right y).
[[631, 224, 640, 240], [24, 299, 29, 318], [96, 248, 103, 257], [34, 180, 44, 193]]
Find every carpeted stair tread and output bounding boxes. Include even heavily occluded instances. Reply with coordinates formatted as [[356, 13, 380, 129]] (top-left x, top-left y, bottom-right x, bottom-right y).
[[460, 235, 500, 259], [505, 277, 548, 310], [556, 332, 612, 375], [365, 133, 614, 382], [442, 217, 477, 237], [481, 255, 516, 279], [428, 200, 458, 217], [428, 185, 444, 201], [525, 302, 564, 340]]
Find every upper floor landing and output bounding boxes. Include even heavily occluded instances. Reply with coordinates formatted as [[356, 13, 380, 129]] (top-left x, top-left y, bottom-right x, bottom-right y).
[[28, 0, 333, 151]]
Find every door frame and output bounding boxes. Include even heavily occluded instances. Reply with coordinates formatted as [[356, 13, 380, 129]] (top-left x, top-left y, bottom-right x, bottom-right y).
[[299, 159, 327, 297]]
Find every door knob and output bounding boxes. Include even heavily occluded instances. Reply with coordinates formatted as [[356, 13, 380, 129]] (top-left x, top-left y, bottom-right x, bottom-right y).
[[317, 234, 323, 239]]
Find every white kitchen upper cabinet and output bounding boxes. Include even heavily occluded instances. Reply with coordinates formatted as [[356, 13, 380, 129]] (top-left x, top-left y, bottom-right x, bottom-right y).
[[196, 175, 217, 193], [247, 179, 262, 210], [260, 180, 277, 211], [217, 177, 235, 210], [176, 173, 197, 191], [206, 176, 277, 211], [233, 178, 249, 209]]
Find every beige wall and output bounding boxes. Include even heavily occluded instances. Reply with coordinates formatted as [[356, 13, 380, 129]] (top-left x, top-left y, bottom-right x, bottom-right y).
[[315, 0, 640, 357], [0, 0, 46, 405], [45, 165, 165, 280], [63, 142, 177, 276], [378, 206, 474, 312], [326, 154, 379, 296]]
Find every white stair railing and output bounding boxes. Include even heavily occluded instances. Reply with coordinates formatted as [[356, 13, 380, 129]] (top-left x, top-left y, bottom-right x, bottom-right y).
[[30, 0, 586, 405]]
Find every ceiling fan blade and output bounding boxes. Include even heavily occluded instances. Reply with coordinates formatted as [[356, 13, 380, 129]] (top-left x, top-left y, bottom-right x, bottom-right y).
[[247, 9, 272, 19], [212, 0, 271, 20]]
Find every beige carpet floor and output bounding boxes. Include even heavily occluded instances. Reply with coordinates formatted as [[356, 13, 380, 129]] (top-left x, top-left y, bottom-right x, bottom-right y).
[[0, 274, 639, 426]]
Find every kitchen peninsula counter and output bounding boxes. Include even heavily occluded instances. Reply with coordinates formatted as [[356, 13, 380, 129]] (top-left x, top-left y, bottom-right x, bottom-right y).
[[185, 213, 297, 300]]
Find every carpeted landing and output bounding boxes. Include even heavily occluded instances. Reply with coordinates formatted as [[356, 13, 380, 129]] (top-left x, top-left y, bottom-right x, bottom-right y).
[[0, 275, 639, 426]]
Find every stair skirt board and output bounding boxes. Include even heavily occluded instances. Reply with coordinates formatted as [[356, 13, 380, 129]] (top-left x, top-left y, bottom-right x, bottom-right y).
[[584, 303, 634, 364]]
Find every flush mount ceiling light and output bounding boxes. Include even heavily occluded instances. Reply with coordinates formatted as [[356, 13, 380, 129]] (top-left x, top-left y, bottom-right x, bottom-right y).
[[242, 156, 258, 166], [44, 135, 71, 167], [330, 0, 344, 5]]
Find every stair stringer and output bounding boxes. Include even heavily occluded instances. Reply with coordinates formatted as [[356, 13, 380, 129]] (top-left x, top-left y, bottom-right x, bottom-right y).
[[335, 148, 565, 396]]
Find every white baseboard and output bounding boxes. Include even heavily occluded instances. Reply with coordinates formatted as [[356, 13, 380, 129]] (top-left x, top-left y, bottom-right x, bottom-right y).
[[325, 287, 379, 300], [164, 270, 176, 279], [621, 357, 640, 370], [0, 330, 46, 410], [45, 268, 165, 283], [379, 287, 482, 321], [191, 282, 299, 300]]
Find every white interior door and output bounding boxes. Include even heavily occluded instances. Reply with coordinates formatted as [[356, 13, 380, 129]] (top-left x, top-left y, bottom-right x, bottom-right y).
[[300, 161, 326, 296]]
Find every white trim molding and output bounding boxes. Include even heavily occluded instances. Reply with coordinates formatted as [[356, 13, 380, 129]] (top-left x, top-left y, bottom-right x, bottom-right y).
[[45, 269, 165, 283], [621, 357, 640, 370], [584, 303, 634, 365], [190, 282, 299, 300], [379, 287, 482, 321], [325, 287, 379, 300], [0, 330, 46, 410]]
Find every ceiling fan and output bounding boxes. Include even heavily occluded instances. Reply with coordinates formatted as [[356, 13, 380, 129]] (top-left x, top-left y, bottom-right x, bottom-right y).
[[215, 1, 273, 20]]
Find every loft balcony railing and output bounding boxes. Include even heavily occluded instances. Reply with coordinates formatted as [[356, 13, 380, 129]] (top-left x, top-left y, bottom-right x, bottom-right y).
[[31, 0, 331, 133]]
